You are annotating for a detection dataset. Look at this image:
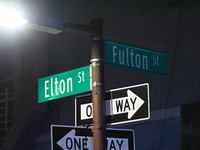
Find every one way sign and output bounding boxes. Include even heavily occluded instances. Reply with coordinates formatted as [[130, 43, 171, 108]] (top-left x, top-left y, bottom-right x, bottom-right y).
[[51, 125, 135, 150], [75, 83, 150, 126]]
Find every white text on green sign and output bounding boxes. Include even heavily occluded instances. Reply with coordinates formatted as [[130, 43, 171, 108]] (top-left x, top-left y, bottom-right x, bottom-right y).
[[105, 41, 167, 76], [38, 66, 91, 103]]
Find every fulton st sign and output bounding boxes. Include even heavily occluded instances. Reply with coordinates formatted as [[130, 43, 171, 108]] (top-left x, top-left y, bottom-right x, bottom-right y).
[[38, 66, 91, 103], [105, 41, 167, 76]]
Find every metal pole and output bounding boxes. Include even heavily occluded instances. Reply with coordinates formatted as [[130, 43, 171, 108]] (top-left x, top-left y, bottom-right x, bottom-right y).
[[90, 19, 106, 150]]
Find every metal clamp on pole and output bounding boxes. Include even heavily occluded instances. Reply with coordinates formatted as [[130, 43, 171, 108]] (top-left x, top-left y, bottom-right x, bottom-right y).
[[92, 82, 103, 87], [90, 59, 103, 68]]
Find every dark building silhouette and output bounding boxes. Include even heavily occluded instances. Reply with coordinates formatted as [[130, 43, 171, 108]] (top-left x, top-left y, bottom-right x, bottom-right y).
[[0, 0, 200, 149]]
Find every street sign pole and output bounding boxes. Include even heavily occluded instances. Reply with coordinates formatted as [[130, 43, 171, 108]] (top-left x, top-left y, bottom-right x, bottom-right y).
[[38, 18, 107, 149], [90, 19, 106, 150]]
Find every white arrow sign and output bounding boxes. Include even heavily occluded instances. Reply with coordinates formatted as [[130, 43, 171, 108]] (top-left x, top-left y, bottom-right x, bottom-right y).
[[57, 129, 93, 150], [81, 90, 144, 120], [76, 83, 149, 126], [109, 90, 145, 119], [56, 129, 128, 150]]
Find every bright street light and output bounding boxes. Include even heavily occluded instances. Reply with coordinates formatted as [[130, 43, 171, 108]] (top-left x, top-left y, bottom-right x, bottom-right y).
[[0, 6, 63, 34], [0, 7, 28, 27]]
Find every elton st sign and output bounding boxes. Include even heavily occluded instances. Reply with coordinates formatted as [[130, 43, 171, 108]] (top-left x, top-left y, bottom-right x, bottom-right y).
[[105, 41, 167, 76], [38, 66, 91, 103]]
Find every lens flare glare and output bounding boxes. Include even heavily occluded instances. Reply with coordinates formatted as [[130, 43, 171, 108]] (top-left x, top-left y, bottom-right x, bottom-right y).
[[0, 7, 28, 27]]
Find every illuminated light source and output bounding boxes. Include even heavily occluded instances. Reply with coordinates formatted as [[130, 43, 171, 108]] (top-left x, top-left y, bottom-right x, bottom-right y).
[[0, 3, 63, 33], [0, 7, 28, 27]]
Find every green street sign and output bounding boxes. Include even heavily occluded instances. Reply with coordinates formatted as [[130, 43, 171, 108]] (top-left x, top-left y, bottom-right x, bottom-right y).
[[105, 41, 167, 76], [38, 66, 91, 103]]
